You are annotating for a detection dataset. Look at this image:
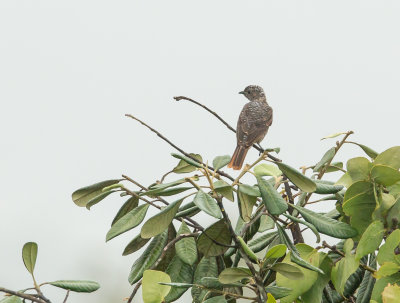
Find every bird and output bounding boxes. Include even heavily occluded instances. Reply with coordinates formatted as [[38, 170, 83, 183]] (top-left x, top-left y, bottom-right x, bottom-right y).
[[228, 85, 273, 170]]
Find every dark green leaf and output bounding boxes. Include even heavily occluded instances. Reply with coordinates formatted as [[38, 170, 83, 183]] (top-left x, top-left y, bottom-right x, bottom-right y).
[[106, 204, 149, 241], [237, 190, 257, 222], [213, 155, 231, 171], [248, 232, 278, 253], [355, 258, 375, 303], [257, 176, 288, 215], [165, 256, 194, 302], [214, 180, 234, 202], [276, 162, 316, 192], [193, 190, 222, 219], [48, 280, 100, 293], [265, 285, 292, 299], [197, 220, 231, 257], [313, 147, 336, 172], [122, 234, 150, 256], [175, 221, 197, 265], [22, 242, 38, 275], [129, 229, 169, 284], [192, 257, 218, 303], [141, 199, 183, 239], [112, 196, 139, 226], [204, 296, 227, 303], [148, 179, 187, 191], [86, 190, 116, 209], [283, 213, 321, 243], [72, 179, 120, 207], [290, 204, 357, 239]]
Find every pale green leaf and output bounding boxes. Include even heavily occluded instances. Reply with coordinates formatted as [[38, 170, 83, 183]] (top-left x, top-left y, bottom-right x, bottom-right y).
[[257, 176, 288, 215], [346, 141, 379, 159], [377, 229, 400, 265], [347, 157, 371, 182], [374, 262, 400, 279], [22, 242, 38, 275], [321, 132, 347, 140], [313, 147, 336, 172], [72, 179, 120, 207], [355, 221, 384, 260], [371, 273, 400, 303], [175, 221, 197, 265], [382, 283, 400, 303], [111, 196, 139, 226], [193, 190, 222, 219], [374, 146, 400, 170], [218, 267, 252, 284], [254, 163, 282, 177], [276, 162, 316, 192], [214, 180, 234, 202], [213, 155, 231, 171], [271, 263, 304, 280], [371, 165, 400, 187], [48, 280, 100, 293], [142, 270, 171, 303], [265, 244, 287, 259], [237, 190, 257, 222], [172, 153, 202, 173]]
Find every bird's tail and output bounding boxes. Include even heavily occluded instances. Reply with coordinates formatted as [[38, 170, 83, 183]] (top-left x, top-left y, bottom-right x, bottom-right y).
[[228, 145, 249, 170]]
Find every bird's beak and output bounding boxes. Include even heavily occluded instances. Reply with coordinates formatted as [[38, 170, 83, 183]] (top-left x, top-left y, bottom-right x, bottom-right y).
[[238, 91, 245, 95]]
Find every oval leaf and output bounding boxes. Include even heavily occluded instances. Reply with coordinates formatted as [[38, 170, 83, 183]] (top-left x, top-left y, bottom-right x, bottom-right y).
[[106, 204, 150, 241], [22, 242, 38, 275], [355, 221, 384, 261], [72, 179, 120, 207], [172, 153, 202, 173], [218, 267, 252, 284], [141, 199, 183, 239], [276, 162, 317, 192], [254, 163, 282, 177], [48, 280, 100, 293], [265, 244, 287, 259], [193, 190, 222, 219], [111, 196, 139, 226], [374, 146, 400, 170], [213, 155, 231, 171], [271, 263, 304, 280], [175, 221, 198, 265], [165, 255, 194, 302], [313, 147, 336, 172], [371, 165, 400, 187], [191, 257, 218, 303], [142, 270, 171, 303], [256, 176, 288, 215], [197, 220, 232, 257], [123, 234, 150, 256]]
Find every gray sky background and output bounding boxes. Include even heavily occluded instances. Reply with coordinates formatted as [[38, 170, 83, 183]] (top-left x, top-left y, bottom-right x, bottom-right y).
[[1, 1, 400, 302]]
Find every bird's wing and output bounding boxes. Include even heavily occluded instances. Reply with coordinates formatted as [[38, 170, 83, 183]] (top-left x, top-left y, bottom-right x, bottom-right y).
[[236, 102, 273, 148]]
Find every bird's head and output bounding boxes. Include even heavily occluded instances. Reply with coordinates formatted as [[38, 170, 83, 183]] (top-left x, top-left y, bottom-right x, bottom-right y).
[[239, 85, 266, 102]]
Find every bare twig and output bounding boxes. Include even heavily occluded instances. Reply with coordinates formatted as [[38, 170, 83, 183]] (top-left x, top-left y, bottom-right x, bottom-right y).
[[127, 281, 142, 303], [283, 176, 304, 244], [62, 291, 70, 303], [0, 288, 48, 303]]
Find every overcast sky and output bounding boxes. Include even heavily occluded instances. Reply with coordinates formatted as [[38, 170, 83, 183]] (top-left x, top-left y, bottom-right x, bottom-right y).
[[1, 1, 400, 302]]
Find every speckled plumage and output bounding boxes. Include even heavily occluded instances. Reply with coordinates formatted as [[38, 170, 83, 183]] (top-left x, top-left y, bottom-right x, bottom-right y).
[[228, 85, 273, 170]]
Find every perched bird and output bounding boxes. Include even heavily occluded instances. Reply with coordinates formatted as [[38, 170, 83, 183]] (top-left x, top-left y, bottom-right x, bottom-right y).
[[228, 85, 273, 170]]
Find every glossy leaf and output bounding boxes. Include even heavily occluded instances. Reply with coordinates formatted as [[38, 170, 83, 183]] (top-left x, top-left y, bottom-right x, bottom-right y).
[[290, 204, 357, 239], [254, 163, 282, 177], [123, 234, 150, 256], [106, 204, 149, 241], [276, 162, 316, 192], [175, 221, 197, 265], [142, 270, 171, 303], [355, 221, 384, 260], [214, 180, 234, 202], [48, 280, 100, 293], [22, 242, 38, 275], [371, 165, 400, 186], [197, 220, 231, 257], [193, 190, 222, 219], [218, 267, 252, 284], [172, 153, 202, 173], [213, 155, 231, 171], [72, 179, 120, 207], [165, 255, 194, 302], [141, 199, 183, 239], [374, 146, 400, 170], [111, 196, 139, 226], [265, 244, 287, 259], [313, 147, 336, 172], [191, 257, 218, 303], [128, 229, 169, 284], [257, 176, 288, 215]]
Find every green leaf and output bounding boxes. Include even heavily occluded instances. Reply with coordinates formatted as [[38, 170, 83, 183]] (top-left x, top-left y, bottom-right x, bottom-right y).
[[106, 204, 149, 241], [72, 179, 120, 207], [266, 293, 277, 303], [335, 172, 353, 188], [377, 229, 400, 265], [172, 153, 202, 173], [86, 190, 117, 209], [382, 283, 400, 303], [314, 180, 344, 194], [148, 179, 187, 191], [271, 263, 304, 280], [192, 257, 218, 303], [356, 257, 376, 303], [238, 184, 260, 197], [374, 146, 400, 170], [214, 180, 234, 202], [371, 165, 400, 186], [313, 147, 336, 172], [204, 296, 227, 303], [0, 297, 23, 303], [193, 190, 222, 219], [142, 187, 192, 197], [346, 142, 379, 159], [111, 196, 139, 226], [276, 162, 317, 192], [283, 213, 321, 243], [213, 155, 231, 171], [248, 231, 278, 253], [128, 229, 169, 284], [347, 157, 371, 182], [355, 221, 384, 260], [237, 190, 257, 222], [48, 280, 100, 293], [142, 270, 171, 303], [159, 282, 192, 288], [264, 285, 292, 299], [387, 197, 400, 229], [257, 176, 288, 215], [175, 221, 197, 265], [321, 132, 347, 140], [254, 163, 282, 177], [331, 239, 359, 294], [218, 267, 252, 284], [22, 242, 38, 275], [290, 204, 357, 239], [371, 273, 400, 303], [175, 202, 200, 218], [141, 199, 183, 239], [197, 220, 231, 257], [276, 244, 321, 303], [342, 181, 376, 237], [265, 244, 287, 259], [375, 262, 400, 279], [165, 255, 194, 302], [122, 234, 150, 256], [258, 215, 275, 232], [237, 236, 258, 262], [326, 162, 344, 173]]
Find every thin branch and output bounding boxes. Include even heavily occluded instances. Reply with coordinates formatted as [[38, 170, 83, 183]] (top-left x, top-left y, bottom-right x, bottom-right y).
[[0, 288, 48, 303], [125, 114, 235, 181], [283, 176, 304, 244], [127, 281, 142, 303], [62, 291, 70, 303], [173, 96, 281, 162]]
